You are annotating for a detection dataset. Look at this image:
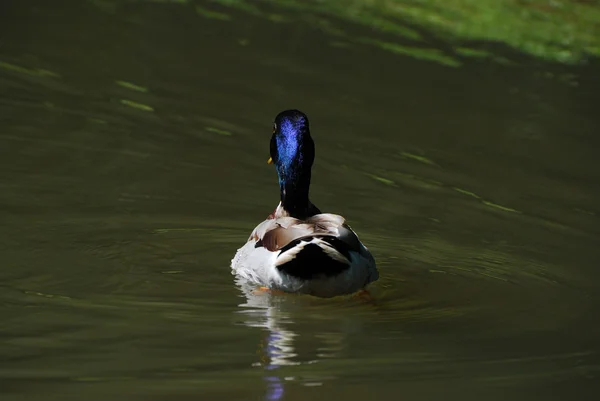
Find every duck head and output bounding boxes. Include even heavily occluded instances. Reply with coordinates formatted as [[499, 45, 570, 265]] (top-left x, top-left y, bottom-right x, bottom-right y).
[[268, 109, 316, 218]]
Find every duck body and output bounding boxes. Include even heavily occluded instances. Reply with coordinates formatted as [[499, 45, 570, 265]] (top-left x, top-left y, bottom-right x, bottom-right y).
[[231, 110, 378, 298], [232, 204, 378, 297]]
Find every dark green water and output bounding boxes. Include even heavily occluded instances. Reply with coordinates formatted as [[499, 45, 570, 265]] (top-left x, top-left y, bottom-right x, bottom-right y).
[[1, 1, 600, 400]]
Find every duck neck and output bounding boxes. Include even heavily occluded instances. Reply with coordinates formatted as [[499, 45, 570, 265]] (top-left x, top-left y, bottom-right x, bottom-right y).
[[279, 171, 316, 219]]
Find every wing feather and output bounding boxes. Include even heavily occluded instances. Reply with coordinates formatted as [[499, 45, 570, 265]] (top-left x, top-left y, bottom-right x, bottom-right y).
[[249, 213, 368, 254]]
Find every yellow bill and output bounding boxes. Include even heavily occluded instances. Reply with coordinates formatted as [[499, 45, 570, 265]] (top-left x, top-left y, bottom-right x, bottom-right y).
[[267, 157, 273, 164]]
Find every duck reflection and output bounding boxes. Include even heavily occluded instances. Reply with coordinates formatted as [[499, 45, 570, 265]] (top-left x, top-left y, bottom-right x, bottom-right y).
[[235, 278, 347, 400], [259, 322, 296, 401]]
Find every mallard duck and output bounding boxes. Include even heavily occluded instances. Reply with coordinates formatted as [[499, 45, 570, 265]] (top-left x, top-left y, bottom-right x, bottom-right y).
[[231, 110, 378, 298]]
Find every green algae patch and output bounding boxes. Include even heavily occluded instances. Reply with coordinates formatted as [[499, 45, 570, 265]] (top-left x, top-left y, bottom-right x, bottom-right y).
[[367, 173, 395, 186], [205, 127, 233, 136], [116, 80, 148, 93], [400, 152, 437, 166], [90, 0, 600, 65], [455, 47, 493, 59], [454, 187, 521, 214], [0, 61, 60, 78], [358, 38, 462, 67], [366, 17, 422, 41], [482, 200, 520, 213], [195, 5, 231, 20], [120, 99, 154, 112], [216, 0, 600, 65], [453, 187, 481, 199]]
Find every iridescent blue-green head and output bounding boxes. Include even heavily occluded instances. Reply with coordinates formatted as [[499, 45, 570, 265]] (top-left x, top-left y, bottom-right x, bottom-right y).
[[268, 109, 317, 217]]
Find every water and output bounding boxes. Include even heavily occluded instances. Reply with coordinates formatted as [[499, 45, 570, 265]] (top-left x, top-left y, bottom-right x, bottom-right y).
[[1, 1, 600, 400]]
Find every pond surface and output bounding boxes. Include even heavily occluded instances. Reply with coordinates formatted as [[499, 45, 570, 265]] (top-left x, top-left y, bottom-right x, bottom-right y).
[[1, 1, 600, 400]]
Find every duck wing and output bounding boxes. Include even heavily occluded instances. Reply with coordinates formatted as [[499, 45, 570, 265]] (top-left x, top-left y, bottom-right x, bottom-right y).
[[250, 213, 346, 252], [250, 213, 371, 280]]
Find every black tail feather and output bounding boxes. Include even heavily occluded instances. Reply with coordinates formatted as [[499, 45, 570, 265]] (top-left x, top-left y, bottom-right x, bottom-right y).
[[276, 236, 351, 280]]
